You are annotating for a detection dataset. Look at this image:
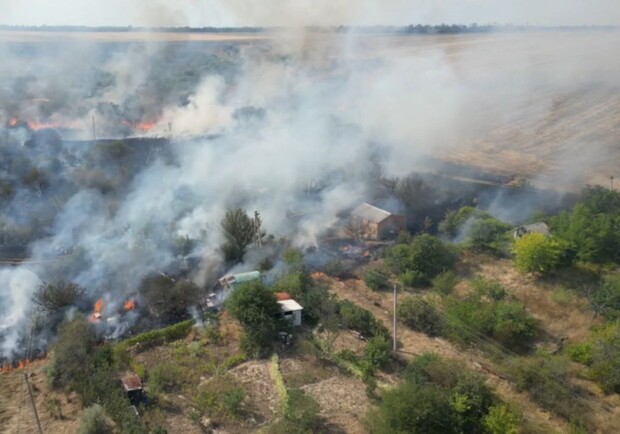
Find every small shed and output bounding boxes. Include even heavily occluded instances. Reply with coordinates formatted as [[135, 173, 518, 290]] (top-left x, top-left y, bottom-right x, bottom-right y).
[[513, 222, 550, 239], [208, 271, 261, 308], [121, 374, 145, 406], [350, 203, 406, 240], [275, 292, 303, 326]]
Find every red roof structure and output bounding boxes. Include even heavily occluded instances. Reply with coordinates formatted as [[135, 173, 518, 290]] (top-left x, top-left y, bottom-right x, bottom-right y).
[[274, 292, 292, 301]]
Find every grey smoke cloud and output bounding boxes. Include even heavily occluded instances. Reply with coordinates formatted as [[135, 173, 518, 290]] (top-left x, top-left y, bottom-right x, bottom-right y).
[[1, 2, 620, 360]]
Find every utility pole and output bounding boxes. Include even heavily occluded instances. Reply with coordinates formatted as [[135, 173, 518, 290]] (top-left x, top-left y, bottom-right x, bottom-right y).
[[393, 282, 398, 353], [24, 373, 43, 434], [92, 115, 96, 142]]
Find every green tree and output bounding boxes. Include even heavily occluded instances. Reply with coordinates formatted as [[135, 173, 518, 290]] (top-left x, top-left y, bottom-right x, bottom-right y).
[[513, 233, 568, 273], [33, 281, 85, 314], [364, 335, 392, 370], [466, 217, 511, 252], [221, 208, 264, 263], [384, 234, 457, 286], [589, 322, 620, 393], [225, 280, 279, 357], [439, 206, 477, 238]]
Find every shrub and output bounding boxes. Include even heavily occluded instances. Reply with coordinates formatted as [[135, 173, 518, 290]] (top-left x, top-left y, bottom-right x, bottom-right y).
[[140, 275, 199, 319], [284, 389, 321, 431], [589, 323, 620, 393], [470, 277, 506, 301], [338, 300, 389, 339], [226, 280, 279, 357], [384, 234, 457, 286], [591, 275, 620, 320], [513, 233, 570, 274], [33, 281, 85, 313], [466, 217, 511, 252], [398, 296, 443, 337], [363, 266, 391, 291], [77, 404, 115, 434], [123, 319, 194, 349], [566, 342, 593, 366], [194, 375, 246, 420], [47, 318, 97, 389], [364, 335, 392, 370], [432, 271, 459, 295], [483, 404, 521, 434], [148, 362, 186, 395], [367, 382, 459, 434], [507, 354, 587, 422]]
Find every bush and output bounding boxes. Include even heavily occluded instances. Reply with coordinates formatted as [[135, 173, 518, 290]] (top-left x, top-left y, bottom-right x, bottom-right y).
[[589, 323, 620, 393], [226, 280, 280, 357], [363, 266, 391, 291], [384, 234, 457, 287], [48, 318, 97, 389], [591, 275, 620, 320], [566, 342, 593, 366], [513, 233, 570, 274], [194, 375, 246, 420], [432, 271, 459, 295], [364, 335, 392, 370], [140, 275, 199, 319], [338, 300, 389, 339], [148, 362, 187, 395], [507, 354, 588, 422], [77, 404, 115, 434], [123, 319, 194, 349], [466, 216, 511, 253], [398, 296, 443, 337], [367, 381, 459, 434], [284, 389, 321, 431], [33, 281, 85, 313], [444, 294, 536, 351], [483, 404, 521, 434]]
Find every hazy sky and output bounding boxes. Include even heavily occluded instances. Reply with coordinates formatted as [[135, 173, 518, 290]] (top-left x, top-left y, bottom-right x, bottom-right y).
[[1, 0, 619, 27]]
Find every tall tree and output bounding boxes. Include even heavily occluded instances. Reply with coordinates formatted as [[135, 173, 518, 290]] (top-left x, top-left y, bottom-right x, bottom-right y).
[[221, 208, 265, 263]]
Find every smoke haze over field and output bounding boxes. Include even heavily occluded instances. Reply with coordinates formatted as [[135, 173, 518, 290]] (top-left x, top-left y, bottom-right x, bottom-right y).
[[2, 0, 620, 27], [1, 3, 620, 359]]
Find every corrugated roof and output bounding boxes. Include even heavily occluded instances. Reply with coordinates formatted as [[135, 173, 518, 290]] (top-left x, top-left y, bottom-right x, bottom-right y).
[[278, 299, 303, 312], [219, 271, 260, 287], [121, 374, 143, 392], [351, 203, 392, 223], [275, 292, 292, 301]]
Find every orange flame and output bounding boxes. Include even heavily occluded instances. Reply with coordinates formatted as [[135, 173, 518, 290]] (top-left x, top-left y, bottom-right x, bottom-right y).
[[122, 120, 157, 131], [90, 299, 103, 322], [124, 299, 136, 311], [0, 355, 47, 374], [8, 117, 18, 127]]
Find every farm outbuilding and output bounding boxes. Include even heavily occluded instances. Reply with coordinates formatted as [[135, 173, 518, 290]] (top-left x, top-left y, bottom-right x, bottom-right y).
[[350, 203, 406, 240], [274, 292, 303, 326]]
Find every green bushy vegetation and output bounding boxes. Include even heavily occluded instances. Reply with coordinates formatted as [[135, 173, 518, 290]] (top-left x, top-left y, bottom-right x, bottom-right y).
[[47, 319, 148, 433], [439, 206, 511, 253], [367, 353, 503, 434], [121, 319, 195, 350], [77, 404, 115, 434], [591, 275, 620, 320], [588, 322, 620, 393], [505, 353, 589, 424], [397, 296, 443, 336], [550, 186, 620, 265], [384, 234, 458, 286], [513, 233, 571, 274], [226, 280, 280, 357], [337, 299, 390, 339], [443, 280, 536, 351], [432, 270, 459, 295], [363, 266, 392, 292], [194, 374, 246, 420]]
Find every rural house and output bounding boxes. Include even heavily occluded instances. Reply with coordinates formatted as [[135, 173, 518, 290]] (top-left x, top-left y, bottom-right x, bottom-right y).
[[350, 203, 406, 240], [207, 270, 261, 308]]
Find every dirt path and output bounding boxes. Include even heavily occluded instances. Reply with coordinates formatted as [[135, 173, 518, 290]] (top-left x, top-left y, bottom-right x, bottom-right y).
[[322, 275, 569, 433]]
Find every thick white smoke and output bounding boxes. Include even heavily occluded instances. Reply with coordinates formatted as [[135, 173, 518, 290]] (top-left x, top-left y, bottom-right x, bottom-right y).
[[1, 9, 620, 359]]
